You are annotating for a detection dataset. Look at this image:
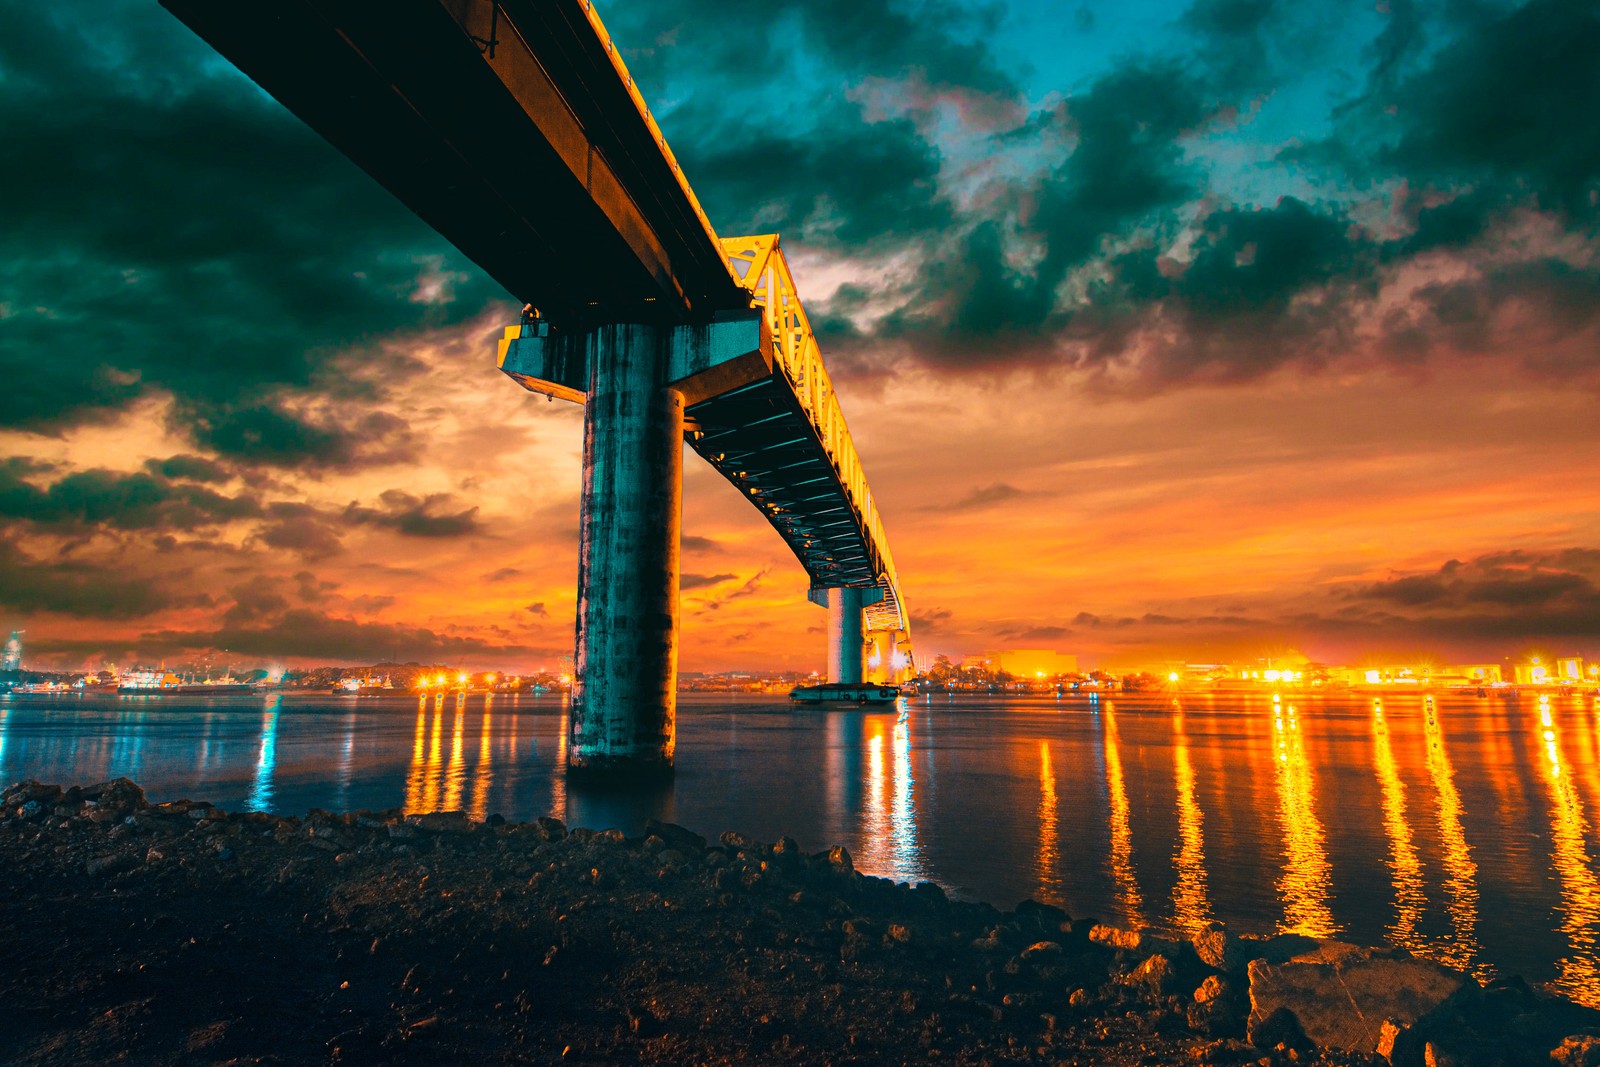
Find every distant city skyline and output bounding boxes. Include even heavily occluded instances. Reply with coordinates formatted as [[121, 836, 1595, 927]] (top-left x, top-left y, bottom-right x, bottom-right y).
[[2, 1, 1597, 673]]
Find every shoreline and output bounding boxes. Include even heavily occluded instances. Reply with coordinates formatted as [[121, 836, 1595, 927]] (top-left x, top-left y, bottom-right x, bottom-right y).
[[3, 778, 1597, 1066]]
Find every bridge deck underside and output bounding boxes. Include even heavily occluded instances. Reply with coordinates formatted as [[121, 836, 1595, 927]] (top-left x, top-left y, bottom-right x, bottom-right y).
[[159, 0, 745, 327], [687, 378, 902, 632]]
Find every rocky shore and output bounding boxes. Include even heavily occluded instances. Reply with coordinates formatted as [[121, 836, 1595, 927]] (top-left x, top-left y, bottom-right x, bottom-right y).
[[2, 779, 1598, 1066]]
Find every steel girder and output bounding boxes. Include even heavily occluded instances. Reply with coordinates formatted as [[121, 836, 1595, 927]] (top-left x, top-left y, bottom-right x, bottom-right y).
[[708, 236, 908, 638]]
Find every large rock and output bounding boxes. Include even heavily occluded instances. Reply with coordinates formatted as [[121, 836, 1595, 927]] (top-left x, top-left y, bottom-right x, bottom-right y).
[[1088, 923, 1179, 959], [1193, 923, 1319, 975], [1246, 943, 1467, 1054], [1552, 1034, 1600, 1067]]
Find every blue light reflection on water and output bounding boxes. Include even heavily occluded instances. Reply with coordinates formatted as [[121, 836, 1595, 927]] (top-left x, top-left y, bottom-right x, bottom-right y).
[[3, 688, 1600, 1005]]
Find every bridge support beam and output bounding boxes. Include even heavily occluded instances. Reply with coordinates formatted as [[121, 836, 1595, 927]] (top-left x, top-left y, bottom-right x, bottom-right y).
[[499, 311, 770, 782]]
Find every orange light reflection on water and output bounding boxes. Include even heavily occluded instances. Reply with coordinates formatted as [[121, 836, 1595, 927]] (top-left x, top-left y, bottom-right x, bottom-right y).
[[403, 694, 479, 816], [468, 700, 493, 821], [403, 697, 428, 812], [1037, 741, 1062, 906], [1170, 704, 1212, 935], [1101, 702, 1147, 926], [552, 705, 569, 822], [1371, 699, 1427, 952], [1422, 694, 1482, 977], [1535, 694, 1600, 1007], [1271, 700, 1338, 937], [442, 696, 467, 811], [856, 711, 924, 885]]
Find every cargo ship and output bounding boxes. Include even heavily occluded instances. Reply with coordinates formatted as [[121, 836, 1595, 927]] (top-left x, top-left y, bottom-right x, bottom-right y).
[[118, 669, 258, 695]]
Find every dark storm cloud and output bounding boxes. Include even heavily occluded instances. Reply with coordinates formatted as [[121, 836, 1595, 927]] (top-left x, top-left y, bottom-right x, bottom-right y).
[[931, 482, 1026, 511], [611, 0, 1017, 105], [0, 458, 260, 532], [605, 0, 1018, 258], [1067, 196, 1380, 383], [667, 99, 953, 252], [1378, 257, 1600, 374], [1180, 0, 1279, 95], [144, 454, 232, 484], [343, 491, 483, 539], [143, 610, 537, 662], [188, 405, 416, 471], [294, 571, 336, 602], [0, 539, 169, 619], [1351, 553, 1600, 616], [681, 535, 722, 553], [222, 576, 289, 625], [255, 510, 343, 562], [998, 624, 1074, 642], [0, 2, 503, 458], [752, 0, 1593, 389], [879, 61, 1222, 350], [680, 573, 737, 590], [690, 567, 771, 612], [1383, 0, 1600, 219], [1234, 549, 1600, 652]]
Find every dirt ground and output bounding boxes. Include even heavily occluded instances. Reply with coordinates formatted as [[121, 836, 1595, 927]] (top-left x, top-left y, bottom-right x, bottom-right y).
[[0, 779, 1588, 1066]]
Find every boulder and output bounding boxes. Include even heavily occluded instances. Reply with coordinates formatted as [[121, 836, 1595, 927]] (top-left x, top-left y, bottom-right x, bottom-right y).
[[86, 778, 146, 815], [643, 819, 705, 854], [1014, 898, 1070, 936], [1088, 924, 1179, 959], [406, 811, 471, 834], [1196, 927, 1318, 979], [86, 852, 140, 877], [1246, 943, 1467, 1055], [1124, 953, 1177, 995], [1552, 1034, 1600, 1067], [1255, 960, 1600, 1065], [1020, 941, 1063, 961], [1188, 974, 1248, 1038]]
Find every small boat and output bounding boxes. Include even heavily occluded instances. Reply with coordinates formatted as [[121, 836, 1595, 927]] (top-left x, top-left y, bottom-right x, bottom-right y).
[[789, 682, 901, 705]]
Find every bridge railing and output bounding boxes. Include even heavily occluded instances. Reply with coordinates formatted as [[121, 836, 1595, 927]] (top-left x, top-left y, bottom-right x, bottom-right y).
[[720, 235, 907, 635]]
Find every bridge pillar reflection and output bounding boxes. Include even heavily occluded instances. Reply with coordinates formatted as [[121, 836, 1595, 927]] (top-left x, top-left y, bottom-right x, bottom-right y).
[[499, 311, 770, 781]]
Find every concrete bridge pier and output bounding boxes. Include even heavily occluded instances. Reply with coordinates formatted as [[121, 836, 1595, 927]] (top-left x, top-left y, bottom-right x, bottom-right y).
[[498, 311, 771, 782], [818, 586, 885, 684], [572, 324, 683, 780]]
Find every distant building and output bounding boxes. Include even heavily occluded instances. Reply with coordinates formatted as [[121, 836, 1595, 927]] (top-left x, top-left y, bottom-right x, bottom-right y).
[[1445, 664, 1503, 685], [1513, 657, 1586, 685], [1, 630, 20, 672], [961, 649, 1079, 678]]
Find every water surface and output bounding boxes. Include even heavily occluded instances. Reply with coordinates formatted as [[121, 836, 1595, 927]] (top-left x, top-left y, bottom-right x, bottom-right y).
[[3, 688, 1598, 1005]]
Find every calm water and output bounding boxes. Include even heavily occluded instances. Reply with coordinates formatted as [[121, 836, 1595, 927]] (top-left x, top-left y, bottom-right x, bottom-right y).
[[3, 688, 1599, 1005]]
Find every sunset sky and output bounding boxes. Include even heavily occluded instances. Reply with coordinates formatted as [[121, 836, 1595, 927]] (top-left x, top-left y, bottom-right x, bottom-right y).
[[2, 0, 1597, 673]]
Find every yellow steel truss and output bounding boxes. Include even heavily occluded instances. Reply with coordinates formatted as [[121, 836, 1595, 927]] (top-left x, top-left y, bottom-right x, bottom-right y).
[[720, 234, 908, 639]]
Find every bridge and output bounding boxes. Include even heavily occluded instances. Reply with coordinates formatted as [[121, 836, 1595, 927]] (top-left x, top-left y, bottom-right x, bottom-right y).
[[161, 0, 914, 776]]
